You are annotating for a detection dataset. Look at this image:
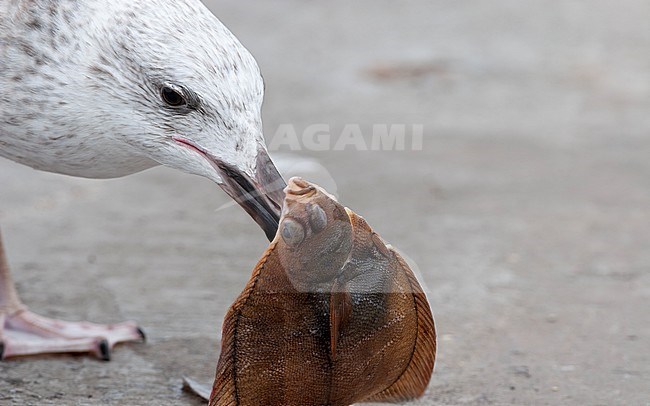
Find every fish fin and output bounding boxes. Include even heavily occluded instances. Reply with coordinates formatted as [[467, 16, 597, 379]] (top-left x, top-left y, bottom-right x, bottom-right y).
[[329, 279, 353, 359], [365, 249, 437, 403], [346, 209, 373, 234], [210, 306, 239, 406], [210, 243, 278, 406], [183, 376, 212, 401]]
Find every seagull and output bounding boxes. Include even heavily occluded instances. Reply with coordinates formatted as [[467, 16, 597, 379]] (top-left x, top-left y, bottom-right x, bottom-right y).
[[0, 0, 286, 360]]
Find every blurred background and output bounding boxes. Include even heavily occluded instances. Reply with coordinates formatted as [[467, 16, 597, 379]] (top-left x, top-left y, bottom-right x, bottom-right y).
[[1, 1, 648, 404]]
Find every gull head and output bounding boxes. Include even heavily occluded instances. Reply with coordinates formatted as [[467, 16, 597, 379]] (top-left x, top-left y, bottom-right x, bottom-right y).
[[82, 0, 286, 239]]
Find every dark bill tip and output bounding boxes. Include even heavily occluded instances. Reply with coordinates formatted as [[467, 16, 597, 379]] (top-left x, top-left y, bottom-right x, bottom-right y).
[[216, 152, 287, 241]]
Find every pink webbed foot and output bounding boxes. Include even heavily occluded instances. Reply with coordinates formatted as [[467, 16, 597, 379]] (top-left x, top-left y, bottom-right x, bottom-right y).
[[0, 310, 145, 361]]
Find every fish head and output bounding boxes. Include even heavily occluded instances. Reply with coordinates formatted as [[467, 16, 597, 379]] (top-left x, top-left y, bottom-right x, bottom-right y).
[[274, 177, 353, 291]]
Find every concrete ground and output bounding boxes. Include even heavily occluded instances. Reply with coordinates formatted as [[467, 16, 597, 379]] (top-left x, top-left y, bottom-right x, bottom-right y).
[[1, 0, 649, 404]]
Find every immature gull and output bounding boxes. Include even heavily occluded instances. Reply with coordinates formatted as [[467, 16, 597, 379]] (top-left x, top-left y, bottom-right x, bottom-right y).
[[0, 0, 285, 360]]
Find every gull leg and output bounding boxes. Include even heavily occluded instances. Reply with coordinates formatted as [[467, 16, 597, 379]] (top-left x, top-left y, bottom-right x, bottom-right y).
[[0, 228, 145, 361]]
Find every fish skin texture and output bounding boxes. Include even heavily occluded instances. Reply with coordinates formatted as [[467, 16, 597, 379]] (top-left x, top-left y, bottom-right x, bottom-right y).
[[210, 179, 436, 406]]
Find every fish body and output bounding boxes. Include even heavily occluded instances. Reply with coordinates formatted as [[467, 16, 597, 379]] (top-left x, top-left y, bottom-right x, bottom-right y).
[[211, 178, 436, 406]]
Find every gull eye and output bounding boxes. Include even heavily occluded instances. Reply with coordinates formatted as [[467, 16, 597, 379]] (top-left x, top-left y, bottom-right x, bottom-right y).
[[160, 85, 186, 107], [281, 219, 305, 247]]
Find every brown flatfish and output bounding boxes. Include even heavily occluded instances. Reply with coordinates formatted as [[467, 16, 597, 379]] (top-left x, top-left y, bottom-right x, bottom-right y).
[[210, 177, 436, 406]]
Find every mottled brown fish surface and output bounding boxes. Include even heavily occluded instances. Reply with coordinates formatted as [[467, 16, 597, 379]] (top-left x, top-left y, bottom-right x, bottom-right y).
[[210, 178, 436, 406]]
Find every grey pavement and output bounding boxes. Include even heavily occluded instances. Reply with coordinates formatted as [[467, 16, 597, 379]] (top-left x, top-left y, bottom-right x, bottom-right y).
[[1, 0, 649, 404]]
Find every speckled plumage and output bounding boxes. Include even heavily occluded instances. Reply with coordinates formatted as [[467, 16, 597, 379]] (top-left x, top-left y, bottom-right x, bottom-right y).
[[0, 0, 286, 362], [0, 0, 266, 181]]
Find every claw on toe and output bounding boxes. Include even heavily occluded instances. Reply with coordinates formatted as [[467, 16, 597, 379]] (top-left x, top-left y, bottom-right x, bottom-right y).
[[137, 327, 147, 342], [98, 339, 111, 361]]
